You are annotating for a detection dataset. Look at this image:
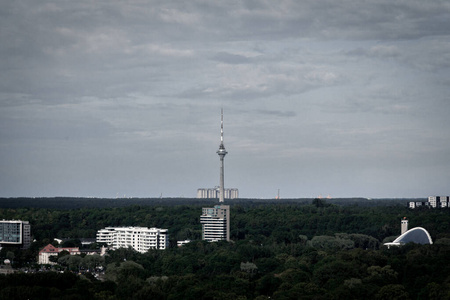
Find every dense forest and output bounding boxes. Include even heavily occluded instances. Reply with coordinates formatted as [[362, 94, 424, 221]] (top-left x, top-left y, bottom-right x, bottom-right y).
[[0, 197, 449, 299]]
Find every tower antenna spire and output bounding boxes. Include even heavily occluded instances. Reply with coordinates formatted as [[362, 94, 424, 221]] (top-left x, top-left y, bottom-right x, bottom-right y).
[[217, 108, 228, 202], [220, 108, 224, 144]]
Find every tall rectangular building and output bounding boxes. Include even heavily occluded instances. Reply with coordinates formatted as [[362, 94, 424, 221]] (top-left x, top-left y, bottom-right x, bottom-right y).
[[96, 226, 168, 253], [0, 220, 31, 249], [200, 205, 230, 242]]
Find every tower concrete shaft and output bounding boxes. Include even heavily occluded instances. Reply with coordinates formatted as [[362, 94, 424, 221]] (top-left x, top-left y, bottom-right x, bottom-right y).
[[401, 218, 408, 235], [216, 109, 227, 202]]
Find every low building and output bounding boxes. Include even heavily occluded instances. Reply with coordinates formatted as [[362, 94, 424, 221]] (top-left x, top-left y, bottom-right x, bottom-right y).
[[0, 260, 14, 275], [408, 201, 429, 209], [54, 238, 96, 246], [177, 240, 191, 247], [0, 220, 31, 249], [384, 218, 433, 248], [197, 188, 239, 199], [96, 226, 168, 253], [38, 244, 81, 265]]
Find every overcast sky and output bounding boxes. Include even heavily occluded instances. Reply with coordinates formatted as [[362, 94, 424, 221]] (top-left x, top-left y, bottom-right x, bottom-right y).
[[1, 0, 449, 199]]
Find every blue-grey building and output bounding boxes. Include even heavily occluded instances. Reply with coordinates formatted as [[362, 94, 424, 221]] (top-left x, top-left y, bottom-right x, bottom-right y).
[[0, 220, 31, 249]]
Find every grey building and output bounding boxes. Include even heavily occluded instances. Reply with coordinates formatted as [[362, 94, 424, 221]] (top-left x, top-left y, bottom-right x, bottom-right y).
[[408, 196, 449, 209], [0, 220, 31, 249], [197, 187, 239, 199], [428, 196, 449, 208], [200, 205, 230, 242]]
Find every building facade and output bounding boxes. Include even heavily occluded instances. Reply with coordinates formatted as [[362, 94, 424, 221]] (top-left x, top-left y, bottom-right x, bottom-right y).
[[38, 244, 80, 265], [197, 188, 239, 199], [200, 205, 230, 242], [408, 196, 449, 209], [408, 201, 428, 209], [96, 226, 169, 253], [428, 196, 449, 208], [0, 220, 31, 249]]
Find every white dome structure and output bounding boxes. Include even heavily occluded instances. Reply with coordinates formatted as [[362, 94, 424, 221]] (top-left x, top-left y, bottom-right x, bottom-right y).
[[384, 227, 433, 248]]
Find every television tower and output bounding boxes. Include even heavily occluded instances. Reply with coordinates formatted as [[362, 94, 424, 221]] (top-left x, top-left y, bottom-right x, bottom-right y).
[[217, 108, 228, 202]]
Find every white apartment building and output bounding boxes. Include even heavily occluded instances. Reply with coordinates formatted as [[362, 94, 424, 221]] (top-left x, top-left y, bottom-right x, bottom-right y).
[[409, 196, 449, 209], [200, 205, 230, 242], [428, 196, 449, 208], [96, 227, 168, 253]]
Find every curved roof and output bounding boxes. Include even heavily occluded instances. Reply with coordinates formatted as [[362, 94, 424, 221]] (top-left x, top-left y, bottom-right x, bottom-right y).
[[384, 227, 433, 247]]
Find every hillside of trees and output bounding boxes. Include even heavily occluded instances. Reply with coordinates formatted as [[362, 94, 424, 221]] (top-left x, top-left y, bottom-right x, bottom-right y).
[[0, 197, 449, 299]]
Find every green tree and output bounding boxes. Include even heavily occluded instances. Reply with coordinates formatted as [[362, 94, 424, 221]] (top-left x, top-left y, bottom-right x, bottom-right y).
[[5, 251, 15, 263]]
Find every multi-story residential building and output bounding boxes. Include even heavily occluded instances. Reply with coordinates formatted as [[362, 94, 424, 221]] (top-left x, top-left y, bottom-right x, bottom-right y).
[[197, 188, 239, 199], [408, 196, 449, 209], [408, 201, 428, 209], [428, 196, 449, 208], [200, 205, 230, 242], [96, 227, 169, 253], [38, 244, 80, 265], [0, 220, 31, 249]]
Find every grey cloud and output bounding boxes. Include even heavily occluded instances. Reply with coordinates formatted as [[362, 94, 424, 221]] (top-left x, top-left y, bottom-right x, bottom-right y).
[[0, 114, 114, 141], [323, 99, 413, 116], [346, 45, 401, 58], [1, 0, 450, 198], [212, 52, 252, 64], [255, 109, 296, 118]]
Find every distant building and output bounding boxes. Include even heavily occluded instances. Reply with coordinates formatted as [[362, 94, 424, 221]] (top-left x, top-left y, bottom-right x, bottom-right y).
[[0, 260, 14, 275], [80, 238, 96, 246], [408, 196, 449, 209], [53, 238, 96, 246], [197, 188, 239, 199], [428, 196, 449, 208], [200, 205, 230, 242], [384, 218, 433, 248], [96, 226, 169, 253], [408, 201, 429, 209], [0, 220, 31, 249], [401, 217, 408, 235], [38, 244, 80, 265], [177, 240, 191, 247]]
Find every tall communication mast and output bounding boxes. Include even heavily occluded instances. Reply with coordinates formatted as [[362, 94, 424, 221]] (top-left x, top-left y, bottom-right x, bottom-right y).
[[217, 108, 228, 202]]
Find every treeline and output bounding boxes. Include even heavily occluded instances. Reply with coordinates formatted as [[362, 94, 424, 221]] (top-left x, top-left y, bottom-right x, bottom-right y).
[[0, 197, 417, 209], [0, 201, 447, 244]]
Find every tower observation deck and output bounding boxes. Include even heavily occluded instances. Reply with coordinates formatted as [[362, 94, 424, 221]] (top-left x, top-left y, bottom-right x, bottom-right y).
[[217, 109, 228, 203]]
